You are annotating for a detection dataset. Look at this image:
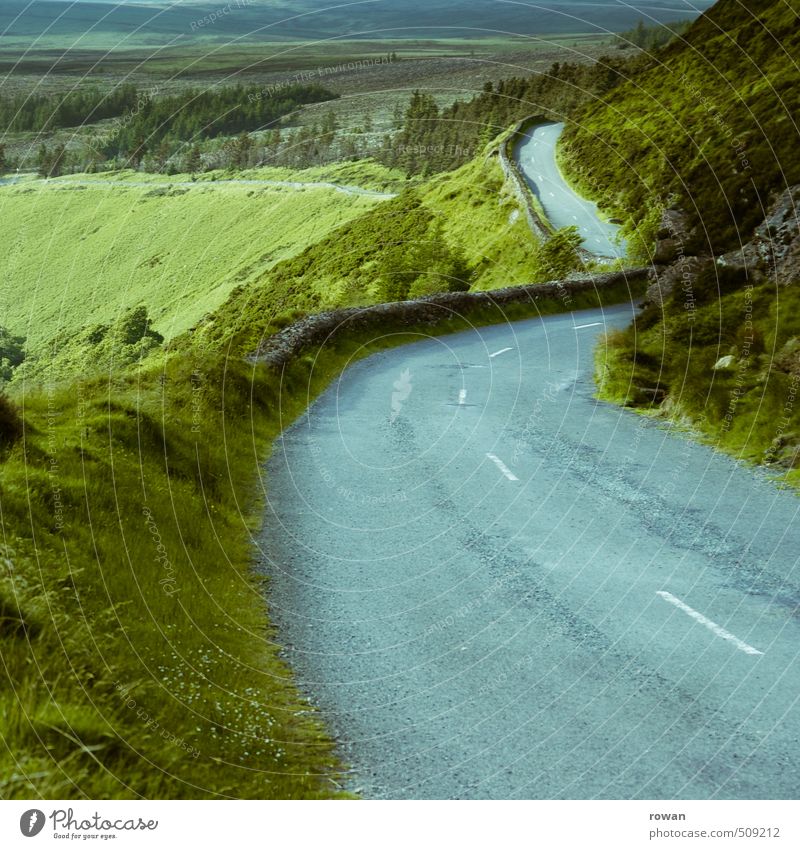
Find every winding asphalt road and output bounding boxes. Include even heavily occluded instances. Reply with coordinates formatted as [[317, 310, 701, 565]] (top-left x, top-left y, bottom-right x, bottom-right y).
[[260, 304, 800, 799], [514, 122, 626, 259]]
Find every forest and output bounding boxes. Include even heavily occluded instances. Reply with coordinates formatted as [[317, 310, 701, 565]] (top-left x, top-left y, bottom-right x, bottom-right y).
[[377, 54, 646, 175], [106, 83, 338, 161]]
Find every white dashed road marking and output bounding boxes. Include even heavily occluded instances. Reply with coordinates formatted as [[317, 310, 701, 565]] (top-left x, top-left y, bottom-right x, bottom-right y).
[[458, 389, 467, 405], [656, 591, 764, 656], [573, 322, 603, 330], [486, 453, 519, 482], [489, 347, 514, 358]]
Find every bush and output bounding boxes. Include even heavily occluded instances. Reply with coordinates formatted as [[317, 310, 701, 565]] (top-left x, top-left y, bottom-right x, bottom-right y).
[[0, 394, 23, 447]]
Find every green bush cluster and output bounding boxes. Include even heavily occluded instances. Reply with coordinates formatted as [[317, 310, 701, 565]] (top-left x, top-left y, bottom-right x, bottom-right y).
[[17, 306, 164, 384], [0, 326, 25, 384]]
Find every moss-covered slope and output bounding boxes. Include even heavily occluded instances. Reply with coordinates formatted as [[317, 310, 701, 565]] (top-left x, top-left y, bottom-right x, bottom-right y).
[[560, 0, 800, 254]]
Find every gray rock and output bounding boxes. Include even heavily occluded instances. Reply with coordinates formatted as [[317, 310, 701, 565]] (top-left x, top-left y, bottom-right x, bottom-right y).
[[646, 256, 711, 307], [717, 185, 800, 284], [653, 207, 694, 264]]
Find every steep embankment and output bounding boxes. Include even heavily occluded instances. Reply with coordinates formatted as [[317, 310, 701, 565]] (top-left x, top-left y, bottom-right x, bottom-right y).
[[559, 0, 800, 481], [190, 148, 599, 355], [560, 0, 800, 255]]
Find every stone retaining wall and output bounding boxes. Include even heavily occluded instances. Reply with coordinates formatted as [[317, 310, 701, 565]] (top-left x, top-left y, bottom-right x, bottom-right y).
[[253, 267, 650, 369], [496, 116, 552, 242]]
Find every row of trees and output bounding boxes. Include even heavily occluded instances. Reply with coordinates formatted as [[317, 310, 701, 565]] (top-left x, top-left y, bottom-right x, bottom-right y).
[[378, 55, 645, 175], [615, 19, 691, 51], [26, 109, 388, 178], [0, 84, 139, 133], [107, 83, 338, 163]]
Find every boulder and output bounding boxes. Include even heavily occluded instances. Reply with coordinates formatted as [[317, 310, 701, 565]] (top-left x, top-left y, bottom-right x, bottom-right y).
[[646, 256, 711, 307], [653, 207, 694, 264], [713, 355, 736, 371]]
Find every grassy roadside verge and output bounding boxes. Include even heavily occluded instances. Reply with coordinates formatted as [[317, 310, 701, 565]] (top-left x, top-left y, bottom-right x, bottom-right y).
[[0, 276, 643, 798], [592, 271, 800, 491]]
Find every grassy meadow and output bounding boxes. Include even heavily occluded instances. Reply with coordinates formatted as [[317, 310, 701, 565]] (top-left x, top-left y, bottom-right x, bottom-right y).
[[0, 163, 400, 377]]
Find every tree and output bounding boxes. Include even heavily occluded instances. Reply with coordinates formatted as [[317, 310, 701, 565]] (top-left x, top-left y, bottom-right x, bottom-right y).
[[129, 135, 146, 169], [186, 144, 202, 175], [320, 111, 338, 146], [0, 326, 26, 384], [49, 143, 66, 178], [0, 143, 6, 175], [36, 144, 50, 177], [154, 139, 172, 172], [36, 143, 66, 178], [231, 132, 253, 169]]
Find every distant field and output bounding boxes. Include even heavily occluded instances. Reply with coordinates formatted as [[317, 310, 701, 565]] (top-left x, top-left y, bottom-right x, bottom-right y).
[[0, 163, 397, 356], [0, 0, 714, 57], [1, 36, 628, 172], [0, 37, 588, 75]]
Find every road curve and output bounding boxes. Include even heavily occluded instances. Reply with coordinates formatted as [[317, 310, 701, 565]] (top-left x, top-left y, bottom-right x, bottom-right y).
[[514, 122, 625, 259], [259, 304, 800, 799]]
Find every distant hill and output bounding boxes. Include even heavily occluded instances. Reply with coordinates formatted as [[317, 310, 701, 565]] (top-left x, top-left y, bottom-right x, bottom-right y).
[[0, 0, 715, 44]]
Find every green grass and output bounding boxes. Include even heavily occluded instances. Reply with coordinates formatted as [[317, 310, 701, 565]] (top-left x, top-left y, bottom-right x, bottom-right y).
[[188, 146, 600, 356], [418, 155, 549, 291], [0, 270, 643, 798], [1, 351, 348, 798], [594, 265, 800, 485], [0, 165, 390, 366]]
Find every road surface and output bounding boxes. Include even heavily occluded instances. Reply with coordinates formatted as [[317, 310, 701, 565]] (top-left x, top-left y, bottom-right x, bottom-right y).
[[514, 122, 625, 259], [260, 303, 800, 799]]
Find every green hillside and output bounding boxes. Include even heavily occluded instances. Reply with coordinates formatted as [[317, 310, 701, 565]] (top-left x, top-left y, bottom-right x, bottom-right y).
[[569, 0, 800, 482], [560, 0, 800, 254], [0, 122, 580, 796], [0, 166, 395, 374], [191, 149, 594, 355]]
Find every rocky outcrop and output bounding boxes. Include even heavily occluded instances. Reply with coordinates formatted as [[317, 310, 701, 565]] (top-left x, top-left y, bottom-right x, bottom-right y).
[[717, 184, 800, 284], [647, 185, 800, 306], [646, 255, 710, 307], [773, 337, 800, 378], [252, 267, 650, 369], [653, 207, 695, 264]]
